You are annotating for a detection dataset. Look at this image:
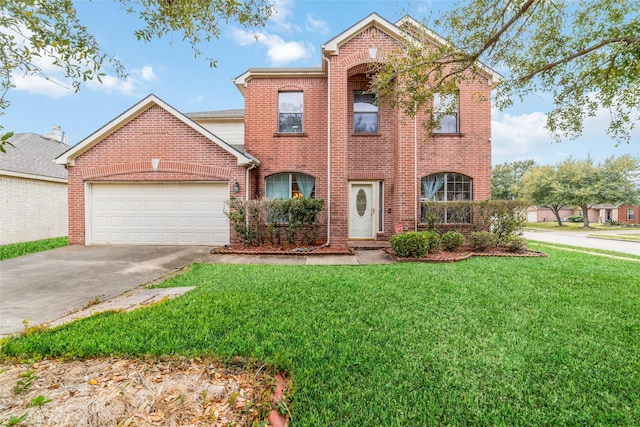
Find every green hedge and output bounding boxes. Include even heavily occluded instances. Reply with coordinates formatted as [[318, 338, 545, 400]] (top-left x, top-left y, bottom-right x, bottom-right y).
[[226, 198, 324, 247]]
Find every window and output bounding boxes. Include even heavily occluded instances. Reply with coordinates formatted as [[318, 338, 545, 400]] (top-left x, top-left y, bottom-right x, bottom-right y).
[[421, 173, 472, 223], [628, 208, 635, 221], [433, 93, 458, 133], [354, 91, 378, 133], [266, 173, 315, 199], [278, 92, 303, 133]]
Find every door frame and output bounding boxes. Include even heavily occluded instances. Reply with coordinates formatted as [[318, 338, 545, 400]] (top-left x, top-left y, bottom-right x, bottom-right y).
[[348, 181, 380, 240]]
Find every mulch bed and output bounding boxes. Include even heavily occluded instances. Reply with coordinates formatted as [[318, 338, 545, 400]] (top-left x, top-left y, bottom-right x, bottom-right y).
[[213, 244, 546, 262], [385, 246, 547, 263], [212, 244, 353, 256]]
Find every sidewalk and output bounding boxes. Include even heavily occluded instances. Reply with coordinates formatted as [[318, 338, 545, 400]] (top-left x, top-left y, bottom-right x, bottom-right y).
[[523, 229, 640, 256], [205, 249, 395, 265]]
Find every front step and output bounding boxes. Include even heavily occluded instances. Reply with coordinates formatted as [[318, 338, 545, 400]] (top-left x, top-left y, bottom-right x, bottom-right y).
[[347, 240, 391, 249]]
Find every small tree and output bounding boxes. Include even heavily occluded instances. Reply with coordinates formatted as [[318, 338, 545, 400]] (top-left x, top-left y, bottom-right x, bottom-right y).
[[522, 164, 567, 226], [553, 155, 639, 228], [492, 160, 536, 200]]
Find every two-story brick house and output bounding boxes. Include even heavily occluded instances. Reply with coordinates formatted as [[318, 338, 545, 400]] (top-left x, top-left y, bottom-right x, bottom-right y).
[[56, 13, 499, 248]]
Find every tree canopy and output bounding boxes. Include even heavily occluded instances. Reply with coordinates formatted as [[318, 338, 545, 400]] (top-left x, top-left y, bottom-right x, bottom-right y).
[[523, 154, 639, 227], [491, 160, 536, 200], [371, 0, 639, 144], [0, 0, 272, 149]]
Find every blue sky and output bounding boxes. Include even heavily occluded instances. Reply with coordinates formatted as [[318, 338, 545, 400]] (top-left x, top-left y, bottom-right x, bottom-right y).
[[1, 0, 637, 166]]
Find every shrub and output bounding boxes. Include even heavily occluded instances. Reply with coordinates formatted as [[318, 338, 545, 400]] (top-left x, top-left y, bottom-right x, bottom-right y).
[[470, 231, 498, 252], [502, 235, 528, 253], [423, 230, 441, 253], [567, 215, 583, 223], [390, 232, 429, 258], [226, 198, 324, 246], [440, 231, 465, 252]]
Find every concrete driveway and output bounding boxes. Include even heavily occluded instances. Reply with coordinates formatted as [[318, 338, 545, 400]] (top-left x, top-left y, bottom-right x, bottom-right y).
[[0, 245, 212, 336]]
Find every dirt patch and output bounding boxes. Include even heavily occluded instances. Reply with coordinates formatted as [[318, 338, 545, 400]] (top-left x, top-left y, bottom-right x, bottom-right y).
[[0, 357, 288, 426]]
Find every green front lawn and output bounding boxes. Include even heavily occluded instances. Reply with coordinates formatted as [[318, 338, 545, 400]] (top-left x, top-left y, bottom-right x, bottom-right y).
[[2, 245, 639, 425], [0, 237, 68, 260], [589, 233, 640, 242], [525, 222, 630, 231]]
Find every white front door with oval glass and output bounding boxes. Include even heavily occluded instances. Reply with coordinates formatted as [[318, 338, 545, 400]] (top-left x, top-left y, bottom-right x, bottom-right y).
[[349, 183, 375, 239]]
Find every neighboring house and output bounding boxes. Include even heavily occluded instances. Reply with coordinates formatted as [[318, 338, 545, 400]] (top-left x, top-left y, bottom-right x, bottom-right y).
[[618, 204, 639, 224], [56, 13, 500, 247], [526, 204, 640, 224], [0, 132, 69, 244], [590, 204, 640, 224], [525, 206, 576, 223]]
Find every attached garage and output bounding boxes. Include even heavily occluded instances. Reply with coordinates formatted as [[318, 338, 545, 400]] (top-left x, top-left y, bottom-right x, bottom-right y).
[[88, 182, 229, 245], [55, 95, 259, 246]]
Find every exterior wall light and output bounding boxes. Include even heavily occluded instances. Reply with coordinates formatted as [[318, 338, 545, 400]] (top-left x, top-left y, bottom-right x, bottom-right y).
[[368, 47, 378, 60], [233, 180, 240, 193]]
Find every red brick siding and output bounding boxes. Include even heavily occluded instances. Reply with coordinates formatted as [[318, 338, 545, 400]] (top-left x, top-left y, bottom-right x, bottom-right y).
[[243, 25, 493, 247], [67, 105, 244, 245], [619, 205, 640, 224]]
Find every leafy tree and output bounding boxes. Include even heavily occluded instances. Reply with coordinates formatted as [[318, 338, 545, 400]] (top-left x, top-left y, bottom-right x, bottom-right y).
[[522, 164, 567, 226], [371, 0, 639, 144], [0, 0, 273, 151], [491, 159, 536, 200], [553, 155, 639, 227]]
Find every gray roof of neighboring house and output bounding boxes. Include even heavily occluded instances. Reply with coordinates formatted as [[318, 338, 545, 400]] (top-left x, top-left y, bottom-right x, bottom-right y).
[[186, 109, 244, 119], [0, 133, 69, 180]]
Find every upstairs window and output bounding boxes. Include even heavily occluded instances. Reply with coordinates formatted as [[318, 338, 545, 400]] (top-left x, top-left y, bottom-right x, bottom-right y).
[[266, 173, 316, 199], [278, 92, 303, 133], [354, 91, 378, 133], [433, 93, 459, 133]]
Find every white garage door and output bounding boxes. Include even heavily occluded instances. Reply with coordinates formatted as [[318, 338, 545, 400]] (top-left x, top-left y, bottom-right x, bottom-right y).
[[89, 182, 229, 245]]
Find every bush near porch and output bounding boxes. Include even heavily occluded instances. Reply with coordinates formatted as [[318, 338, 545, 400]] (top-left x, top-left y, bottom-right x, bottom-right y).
[[226, 198, 325, 247]]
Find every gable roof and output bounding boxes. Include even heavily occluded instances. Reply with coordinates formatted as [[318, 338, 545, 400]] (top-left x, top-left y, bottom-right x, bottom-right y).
[[186, 109, 245, 120], [0, 133, 68, 182], [322, 12, 406, 55], [55, 94, 258, 167], [234, 13, 501, 92]]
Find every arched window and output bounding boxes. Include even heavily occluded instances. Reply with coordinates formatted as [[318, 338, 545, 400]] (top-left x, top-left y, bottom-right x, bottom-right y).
[[266, 173, 315, 199], [421, 173, 472, 223]]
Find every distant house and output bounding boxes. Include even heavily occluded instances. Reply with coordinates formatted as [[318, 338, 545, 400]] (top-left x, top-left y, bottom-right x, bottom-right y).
[[525, 206, 576, 223], [589, 204, 639, 225], [526, 204, 640, 225], [0, 132, 69, 244]]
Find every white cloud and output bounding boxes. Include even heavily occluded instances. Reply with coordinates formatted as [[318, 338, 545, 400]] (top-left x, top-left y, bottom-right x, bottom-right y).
[[268, 0, 298, 33], [139, 65, 157, 82], [305, 14, 330, 36], [12, 73, 72, 98], [491, 110, 556, 162], [230, 27, 311, 66], [84, 66, 157, 96]]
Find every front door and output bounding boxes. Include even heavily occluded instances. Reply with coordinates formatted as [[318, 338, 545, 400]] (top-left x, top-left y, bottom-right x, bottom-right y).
[[349, 183, 375, 239]]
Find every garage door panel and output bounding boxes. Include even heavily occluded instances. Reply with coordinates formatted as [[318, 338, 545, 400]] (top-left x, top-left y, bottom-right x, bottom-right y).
[[90, 183, 229, 245]]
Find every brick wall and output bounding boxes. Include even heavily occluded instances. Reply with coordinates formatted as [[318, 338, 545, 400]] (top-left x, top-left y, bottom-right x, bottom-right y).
[[67, 105, 245, 245], [0, 176, 68, 244], [243, 25, 493, 248]]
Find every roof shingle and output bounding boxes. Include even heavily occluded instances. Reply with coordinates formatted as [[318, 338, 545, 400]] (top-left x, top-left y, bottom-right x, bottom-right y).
[[0, 133, 69, 180]]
